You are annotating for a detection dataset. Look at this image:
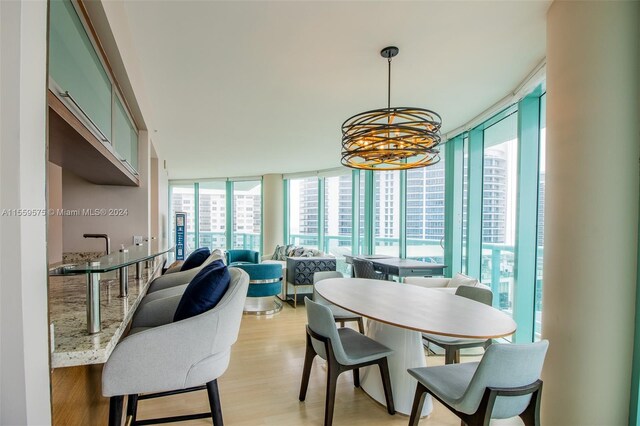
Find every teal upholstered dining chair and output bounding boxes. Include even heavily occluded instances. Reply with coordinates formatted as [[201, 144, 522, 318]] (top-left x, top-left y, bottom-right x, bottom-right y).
[[312, 271, 364, 333], [422, 285, 494, 364], [235, 263, 283, 315], [299, 298, 395, 426], [407, 340, 549, 426]]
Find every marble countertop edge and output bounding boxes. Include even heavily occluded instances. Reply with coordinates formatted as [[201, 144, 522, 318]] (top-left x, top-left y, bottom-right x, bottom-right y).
[[50, 260, 164, 369]]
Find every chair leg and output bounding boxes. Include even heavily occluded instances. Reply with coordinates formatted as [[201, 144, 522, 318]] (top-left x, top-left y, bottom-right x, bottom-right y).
[[324, 362, 340, 426], [353, 368, 360, 388], [377, 358, 395, 415], [299, 333, 316, 401], [357, 317, 365, 334], [445, 347, 457, 365], [206, 379, 224, 426], [454, 349, 461, 364], [339, 320, 345, 328], [126, 394, 138, 423], [108, 395, 124, 426], [294, 286, 297, 309], [408, 383, 427, 426], [519, 386, 542, 426]]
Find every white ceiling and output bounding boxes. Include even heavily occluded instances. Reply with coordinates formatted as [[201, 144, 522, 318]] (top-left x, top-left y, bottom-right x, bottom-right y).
[[122, 1, 550, 179]]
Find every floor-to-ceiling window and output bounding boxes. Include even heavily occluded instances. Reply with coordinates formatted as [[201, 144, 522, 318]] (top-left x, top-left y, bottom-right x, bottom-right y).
[[198, 181, 226, 249], [406, 154, 445, 263], [461, 136, 470, 274], [288, 177, 319, 249], [170, 184, 196, 252], [480, 113, 518, 315], [324, 174, 353, 273], [374, 170, 401, 256], [358, 172, 366, 255], [535, 93, 546, 340], [233, 180, 261, 252], [169, 179, 263, 254]]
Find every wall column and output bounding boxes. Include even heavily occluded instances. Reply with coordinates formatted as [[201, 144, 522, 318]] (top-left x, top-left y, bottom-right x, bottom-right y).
[[262, 174, 284, 255], [543, 2, 639, 424], [0, 0, 51, 424]]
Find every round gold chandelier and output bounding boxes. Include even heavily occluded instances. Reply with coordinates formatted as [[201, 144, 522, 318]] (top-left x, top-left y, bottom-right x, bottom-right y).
[[341, 46, 443, 170]]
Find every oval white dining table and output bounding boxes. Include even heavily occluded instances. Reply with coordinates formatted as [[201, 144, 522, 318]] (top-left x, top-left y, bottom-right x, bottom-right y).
[[315, 278, 517, 416]]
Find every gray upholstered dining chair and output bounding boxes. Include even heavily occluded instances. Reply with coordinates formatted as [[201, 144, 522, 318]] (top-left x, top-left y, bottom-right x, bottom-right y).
[[408, 340, 549, 426], [300, 298, 395, 426], [352, 257, 385, 280], [147, 249, 225, 293], [422, 285, 494, 364], [102, 267, 249, 426], [313, 271, 365, 333]]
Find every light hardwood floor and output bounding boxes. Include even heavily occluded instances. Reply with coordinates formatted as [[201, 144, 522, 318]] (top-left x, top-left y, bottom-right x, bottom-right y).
[[137, 303, 522, 426]]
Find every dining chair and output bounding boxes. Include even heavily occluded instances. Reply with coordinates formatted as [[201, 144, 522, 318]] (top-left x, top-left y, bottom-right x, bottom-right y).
[[352, 257, 385, 280], [422, 285, 494, 364], [407, 340, 549, 426], [313, 271, 365, 333], [299, 298, 395, 426]]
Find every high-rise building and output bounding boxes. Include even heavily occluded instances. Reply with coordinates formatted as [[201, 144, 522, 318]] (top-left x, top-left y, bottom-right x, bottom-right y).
[[170, 185, 261, 251]]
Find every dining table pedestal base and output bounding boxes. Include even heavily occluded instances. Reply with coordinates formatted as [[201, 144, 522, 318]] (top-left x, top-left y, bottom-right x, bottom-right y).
[[360, 320, 432, 416]]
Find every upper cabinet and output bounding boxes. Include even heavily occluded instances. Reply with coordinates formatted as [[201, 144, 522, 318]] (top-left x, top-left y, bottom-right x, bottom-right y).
[[114, 95, 139, 172], [48, 0, 140, 186]]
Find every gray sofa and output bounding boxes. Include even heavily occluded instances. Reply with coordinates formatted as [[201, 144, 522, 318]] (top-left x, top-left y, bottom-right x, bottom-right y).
[[261, 248, 336, 307]]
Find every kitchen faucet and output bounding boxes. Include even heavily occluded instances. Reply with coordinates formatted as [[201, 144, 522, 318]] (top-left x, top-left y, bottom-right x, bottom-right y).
[[83, 233, 111, 255]]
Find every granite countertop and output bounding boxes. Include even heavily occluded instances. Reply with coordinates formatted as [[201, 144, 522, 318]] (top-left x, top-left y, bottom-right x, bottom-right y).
[[49, 259, 164, 368]]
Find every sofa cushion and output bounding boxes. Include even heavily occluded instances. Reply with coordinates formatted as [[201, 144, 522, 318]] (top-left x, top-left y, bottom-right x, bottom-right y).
[[287, 246, 306, 257], [271, 244, 292, 261], [300, 248, 319, 257], [180, 247, 211, 271], [173, 259, 230, 322], [447, 273, 479, 288]]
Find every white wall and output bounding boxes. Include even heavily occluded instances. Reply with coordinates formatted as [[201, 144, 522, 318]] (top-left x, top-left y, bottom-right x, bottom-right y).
[[0, 0, 52, 424], [262, 174, 284, 254], [48, 162, 63, 264], [157, 159, 169, 251], [149, 149, 169, 252], [543, 2, 640, 424], [62, 132, 151, 252]]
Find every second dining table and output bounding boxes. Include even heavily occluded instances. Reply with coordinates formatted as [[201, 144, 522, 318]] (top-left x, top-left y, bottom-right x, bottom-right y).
[[315, 278, 517, 416]]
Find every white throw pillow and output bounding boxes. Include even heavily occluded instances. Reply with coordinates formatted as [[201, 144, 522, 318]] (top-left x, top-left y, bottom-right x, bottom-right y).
[[447, 273, 479, 288]]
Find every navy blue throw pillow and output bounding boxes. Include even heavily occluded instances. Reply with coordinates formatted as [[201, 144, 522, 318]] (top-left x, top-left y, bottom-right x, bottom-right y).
[[173, 259, 230, 322], [180, 247, 211, 271]]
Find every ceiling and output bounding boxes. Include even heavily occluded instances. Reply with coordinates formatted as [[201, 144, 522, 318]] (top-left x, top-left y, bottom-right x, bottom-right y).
[[121, 1, 550, 180]]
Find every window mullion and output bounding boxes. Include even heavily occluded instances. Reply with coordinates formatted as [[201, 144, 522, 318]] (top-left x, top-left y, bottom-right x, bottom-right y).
[[467, 127, 484, 279], [513, 95, 541, 342], [444, 136, 464, 277]]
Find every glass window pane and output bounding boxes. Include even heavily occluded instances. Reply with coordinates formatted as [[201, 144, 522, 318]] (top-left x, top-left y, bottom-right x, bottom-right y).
[[374, 171, 400, 257], [170, 184, 196, 252], [288, 177, 319, 249], [462, 136, 470, 274], [481, 114, 518, 317], [535, 94, 546, 340], [324, 175, 352, 274], [406, 153, 445, 263], [198, 182, 226, 250], [358, 173, 366, 255], [49, 0, 112, 141], [233, 181, 262, 252]]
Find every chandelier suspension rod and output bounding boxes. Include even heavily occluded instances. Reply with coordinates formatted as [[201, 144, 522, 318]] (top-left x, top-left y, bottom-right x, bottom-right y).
[[387, 57, 391, 109]]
